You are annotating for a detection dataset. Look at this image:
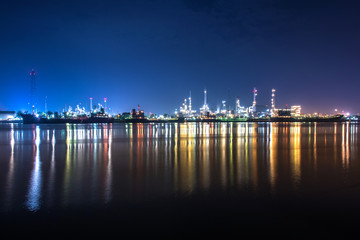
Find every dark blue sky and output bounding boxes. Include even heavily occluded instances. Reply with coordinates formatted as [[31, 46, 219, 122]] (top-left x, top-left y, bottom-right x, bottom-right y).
[[1, 0, 360, 114]]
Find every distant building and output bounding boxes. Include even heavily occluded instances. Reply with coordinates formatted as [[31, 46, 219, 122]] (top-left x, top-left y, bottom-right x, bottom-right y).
[[149, 113, 157, 119], [131, 108, 145, 119], [291, 105, 301, 117], [0, 111, 16, 120], [121, 112, 131, 119], [277, 109, 292, 118]]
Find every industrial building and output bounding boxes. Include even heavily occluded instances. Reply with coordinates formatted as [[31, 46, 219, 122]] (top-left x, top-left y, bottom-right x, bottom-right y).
[[0, 111, 16, 120], [176, 87, 302, 120]]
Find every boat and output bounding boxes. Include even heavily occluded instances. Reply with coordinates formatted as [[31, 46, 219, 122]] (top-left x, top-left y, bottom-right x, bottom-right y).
[[270, 114, 345, 122], [20, 113, 114, 124]]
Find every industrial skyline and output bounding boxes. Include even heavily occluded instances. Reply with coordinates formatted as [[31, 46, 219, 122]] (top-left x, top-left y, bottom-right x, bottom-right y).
[[25, 69, 348, 118], [21, 69, 352, 117], [1, 1, 360, 114]]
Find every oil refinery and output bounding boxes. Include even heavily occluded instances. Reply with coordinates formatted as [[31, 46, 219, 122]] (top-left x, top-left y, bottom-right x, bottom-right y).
[[7, 70, 350, 124]]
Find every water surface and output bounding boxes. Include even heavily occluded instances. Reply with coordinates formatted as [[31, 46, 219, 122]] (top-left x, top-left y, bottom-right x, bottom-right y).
[[1, 122, 359, 237]]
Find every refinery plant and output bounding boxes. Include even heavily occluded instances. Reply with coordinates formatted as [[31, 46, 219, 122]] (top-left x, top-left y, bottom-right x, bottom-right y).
[[175, 87, 304, 121], [4, 70, 351, 124]]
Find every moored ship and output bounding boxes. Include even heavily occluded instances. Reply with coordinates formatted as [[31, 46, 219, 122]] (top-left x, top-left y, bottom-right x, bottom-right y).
[[20, 113, 114, 124], [270, 114, 345, 122]]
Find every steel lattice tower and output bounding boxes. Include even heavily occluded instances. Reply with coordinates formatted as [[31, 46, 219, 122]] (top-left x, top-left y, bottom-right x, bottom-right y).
[[30, 70, 36, 110]]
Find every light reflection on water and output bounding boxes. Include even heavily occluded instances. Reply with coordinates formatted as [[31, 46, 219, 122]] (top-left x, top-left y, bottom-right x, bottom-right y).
[[0, 122, 359, 212], [25, 126, 42, 211]]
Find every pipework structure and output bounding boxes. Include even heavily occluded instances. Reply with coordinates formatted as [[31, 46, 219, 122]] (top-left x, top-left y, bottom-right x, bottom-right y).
[[179, 91, 196, 117]]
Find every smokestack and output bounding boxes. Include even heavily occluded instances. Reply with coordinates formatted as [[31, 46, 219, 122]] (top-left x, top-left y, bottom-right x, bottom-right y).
[[104, 98, 107, 114], [90, 98, 93, 113], [204, 89, 207, 106]]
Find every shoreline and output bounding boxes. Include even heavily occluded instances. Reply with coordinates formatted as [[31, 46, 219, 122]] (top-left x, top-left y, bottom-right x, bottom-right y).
[[4, 116, 349, 124]]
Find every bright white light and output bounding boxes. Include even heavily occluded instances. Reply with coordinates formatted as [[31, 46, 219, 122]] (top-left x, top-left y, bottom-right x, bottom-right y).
[[26, 126, 42, 212]]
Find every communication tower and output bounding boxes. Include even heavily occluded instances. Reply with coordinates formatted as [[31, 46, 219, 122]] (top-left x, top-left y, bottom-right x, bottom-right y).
[[30, 70, 36, 111]]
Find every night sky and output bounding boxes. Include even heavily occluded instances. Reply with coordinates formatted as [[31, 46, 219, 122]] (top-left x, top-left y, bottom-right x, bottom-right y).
[[1, 0, 360, 115]]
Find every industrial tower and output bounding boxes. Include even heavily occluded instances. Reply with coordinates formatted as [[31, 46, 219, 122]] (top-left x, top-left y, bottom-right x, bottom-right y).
[[236, 97, 240, 112], [30, 70, 36, 112], [271, 88, 276, 116], [104, 98, 107, 114], [89, 98, 93, 113], [252, 87, 257, 114], [201, 89, 209, 115], [204, 89, 207, 107], [179, 91, 196, 117], [188, 91, 192, 113]]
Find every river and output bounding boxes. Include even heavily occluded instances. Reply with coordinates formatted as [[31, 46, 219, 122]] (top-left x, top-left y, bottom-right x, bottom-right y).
[[0, 122, 359, 238]]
